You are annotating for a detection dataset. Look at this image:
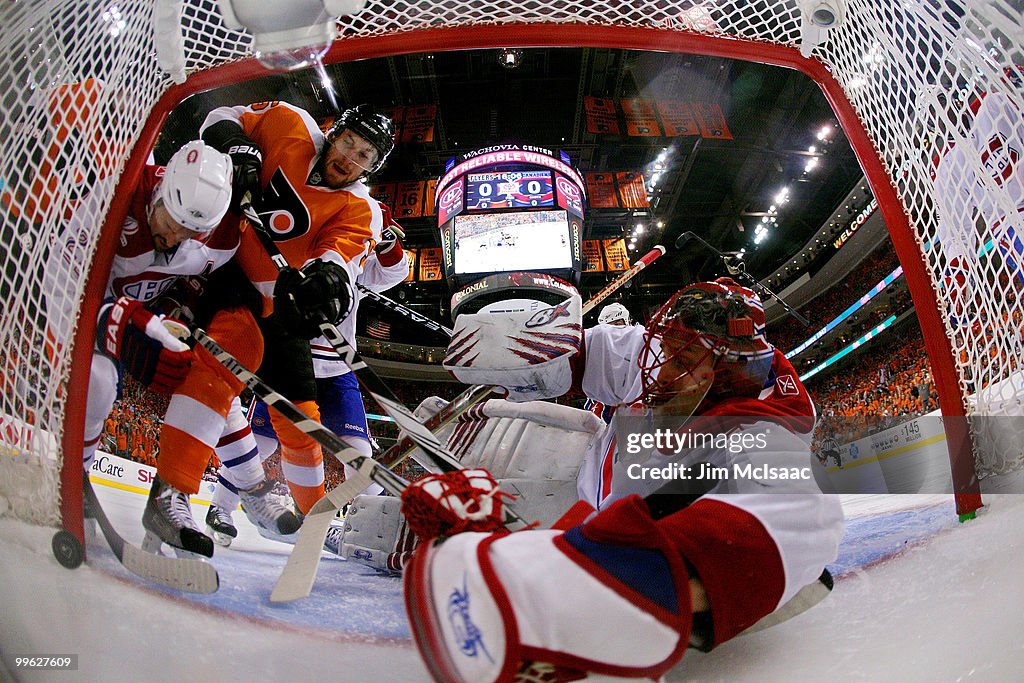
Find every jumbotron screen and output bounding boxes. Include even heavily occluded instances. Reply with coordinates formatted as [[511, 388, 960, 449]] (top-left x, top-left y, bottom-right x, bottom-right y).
[[452, 210, 573, 276], [435, 144, 586, 285], [464, 170, 554, 210]]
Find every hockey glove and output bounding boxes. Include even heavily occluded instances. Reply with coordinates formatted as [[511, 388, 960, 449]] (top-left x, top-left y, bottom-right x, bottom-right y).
[[375, 204, 406, 267], [97, 297, 193, 394], [400, 468, 512, 541], [202, 120, 263, 211], [273, 260, 353, 339]]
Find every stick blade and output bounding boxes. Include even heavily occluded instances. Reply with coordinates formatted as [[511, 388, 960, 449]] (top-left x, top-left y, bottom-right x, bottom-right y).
[[121, 544, 220, 594]]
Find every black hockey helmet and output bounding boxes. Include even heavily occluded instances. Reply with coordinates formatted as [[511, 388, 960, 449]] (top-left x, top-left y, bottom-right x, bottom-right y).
[[328, 105, 396, 173]]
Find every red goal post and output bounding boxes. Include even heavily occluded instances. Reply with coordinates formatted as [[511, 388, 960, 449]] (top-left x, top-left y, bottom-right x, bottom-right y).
[[1, 2, 1020, 556]]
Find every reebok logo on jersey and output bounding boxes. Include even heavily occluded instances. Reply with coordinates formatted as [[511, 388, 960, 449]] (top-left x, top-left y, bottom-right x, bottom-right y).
[[776, 374, 799, 396]]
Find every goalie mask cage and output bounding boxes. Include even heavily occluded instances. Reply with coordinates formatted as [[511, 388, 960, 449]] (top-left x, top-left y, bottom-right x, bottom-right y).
[[1, 1, 1021, 557]]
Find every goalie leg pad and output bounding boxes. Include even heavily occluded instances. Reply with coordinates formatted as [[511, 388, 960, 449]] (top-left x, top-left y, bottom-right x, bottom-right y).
[[405, 500, 692, 682], [339, 494, 417, 572]]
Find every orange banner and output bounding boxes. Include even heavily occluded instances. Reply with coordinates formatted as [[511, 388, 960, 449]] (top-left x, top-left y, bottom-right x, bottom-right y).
[[656, 100, 701, 137], [584, 96, 621, 135], [378, 106, 405, 146], [394, 181, 425, 219], [401, 104, 437, 143], [418, 247, 444, 281], [616, 172, 649, 209], [582, 240, 605, 272], [602, 239, 630, 271], [403, 248, 417, 282], [691, 101, 733, 140], [586, 172, 619, 209], [422, 179, 437, 217], [621, 99, 662, 136], [369, 182, 396, 208]]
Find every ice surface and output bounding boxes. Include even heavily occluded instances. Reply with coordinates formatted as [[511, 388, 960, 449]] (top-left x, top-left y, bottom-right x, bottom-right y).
[[2, 485, 1022, 682]]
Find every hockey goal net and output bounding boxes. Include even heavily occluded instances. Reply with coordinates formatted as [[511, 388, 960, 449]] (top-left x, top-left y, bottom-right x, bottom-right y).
[[0, 1, 1021, 548]]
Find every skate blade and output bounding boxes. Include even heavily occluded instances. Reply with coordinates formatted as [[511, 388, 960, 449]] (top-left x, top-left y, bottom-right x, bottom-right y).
[[207, 527, 234, 548]]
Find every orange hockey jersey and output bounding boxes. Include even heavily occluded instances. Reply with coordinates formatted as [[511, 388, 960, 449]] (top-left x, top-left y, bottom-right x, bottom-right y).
[[200, 101, 386, 320]]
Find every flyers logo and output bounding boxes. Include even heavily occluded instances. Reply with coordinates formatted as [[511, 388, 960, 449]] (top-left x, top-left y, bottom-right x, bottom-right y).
[[776, 374, 800, 396]]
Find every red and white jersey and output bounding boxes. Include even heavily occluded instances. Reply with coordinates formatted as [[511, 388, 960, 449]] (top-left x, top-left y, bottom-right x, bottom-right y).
[[107, 166, 240, 302], [45, 165, 240, 343], [575, 323, 841, 612], [201, 101, 389, 350]]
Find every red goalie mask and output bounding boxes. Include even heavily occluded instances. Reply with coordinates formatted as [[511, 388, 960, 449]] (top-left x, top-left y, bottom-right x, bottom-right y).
[[639, 278, 774, 409]]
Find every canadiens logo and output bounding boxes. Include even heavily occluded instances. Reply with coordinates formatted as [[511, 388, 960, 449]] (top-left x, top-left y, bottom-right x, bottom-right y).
[[980, 133, 1019, 187], [776, 374, 800, 396]]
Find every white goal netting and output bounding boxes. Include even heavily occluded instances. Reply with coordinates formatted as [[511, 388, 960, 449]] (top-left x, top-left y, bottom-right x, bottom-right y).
[[1, 0, 1022, 529]]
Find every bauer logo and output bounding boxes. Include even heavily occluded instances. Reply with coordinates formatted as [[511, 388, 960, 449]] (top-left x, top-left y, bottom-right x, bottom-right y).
[[353, 549, 373, 561], [447, 573, 493, 663]]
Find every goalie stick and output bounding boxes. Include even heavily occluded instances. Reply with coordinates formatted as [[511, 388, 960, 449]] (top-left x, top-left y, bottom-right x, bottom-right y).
[[82, 474, 219, 594], [191, 330, 528, 600]]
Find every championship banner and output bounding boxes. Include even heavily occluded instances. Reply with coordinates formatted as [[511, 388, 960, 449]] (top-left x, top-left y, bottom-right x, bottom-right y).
[[379, 106, 405, 143], [418, 247, 444, 281], [655, 100, 701, 137], [602, 239, 630, 271], [616, 171, 650, 208], [691, 101, 733, 140], [403, 248, 417, 282], [394, 181, 425, 218], [422, 179, 437, 217], [369, 182, 396, 208], [621, 99, 662, 136], [585, 172, 620, 208], [401, 104, 437, 143], [584, 96, 621, 135], [582, 240, 605, 272]]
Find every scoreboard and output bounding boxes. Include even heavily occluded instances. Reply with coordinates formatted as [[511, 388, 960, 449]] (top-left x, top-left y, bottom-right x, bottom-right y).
[[435, 144, 586, 287]]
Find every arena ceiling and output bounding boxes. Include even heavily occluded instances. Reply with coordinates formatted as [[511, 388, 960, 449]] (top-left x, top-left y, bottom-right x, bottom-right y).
[[159, 46, 869, 344]]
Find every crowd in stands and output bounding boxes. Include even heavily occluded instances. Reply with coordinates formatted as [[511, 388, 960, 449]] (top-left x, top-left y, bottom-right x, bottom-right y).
[[769, 242, 903, 354], [808, 325, 938, 443]]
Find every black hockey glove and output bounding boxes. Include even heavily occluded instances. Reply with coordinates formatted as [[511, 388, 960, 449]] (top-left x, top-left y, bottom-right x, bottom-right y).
[[202, 120, 263, 211], [273, 260, 353, 339]]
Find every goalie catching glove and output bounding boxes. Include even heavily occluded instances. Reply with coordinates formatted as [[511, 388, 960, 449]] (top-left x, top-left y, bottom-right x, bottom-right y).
[[400, 468, 512, 541], [273, 259, 354, 339], [97, 296, 192, 394]]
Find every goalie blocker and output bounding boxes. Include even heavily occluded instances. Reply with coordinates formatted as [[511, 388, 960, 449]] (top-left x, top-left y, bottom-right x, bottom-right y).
[[333, 396, 606, 572]]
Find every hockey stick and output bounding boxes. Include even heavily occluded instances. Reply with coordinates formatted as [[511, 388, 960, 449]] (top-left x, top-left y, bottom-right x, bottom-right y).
[[368, 244, 671, 475], [83, 474, 219, 594], [583, 244, 666, 315], [239, 194, 464, 476], [356, 284, 453, 338], [675, 232, 810, 327], [192, 330, 528, 601]]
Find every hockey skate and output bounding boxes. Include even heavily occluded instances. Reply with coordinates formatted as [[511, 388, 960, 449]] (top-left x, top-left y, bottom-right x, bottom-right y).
[[239, 480, 302, 544], [205, 504, 238, 548], [141, 476, 214, 559]]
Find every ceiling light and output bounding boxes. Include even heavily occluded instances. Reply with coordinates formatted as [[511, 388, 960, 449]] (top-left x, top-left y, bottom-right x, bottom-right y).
[[498, 47, 523, 69]]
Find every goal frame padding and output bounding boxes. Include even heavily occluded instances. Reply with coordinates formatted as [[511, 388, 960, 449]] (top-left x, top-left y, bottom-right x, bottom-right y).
[[60, 24, 982, 547]]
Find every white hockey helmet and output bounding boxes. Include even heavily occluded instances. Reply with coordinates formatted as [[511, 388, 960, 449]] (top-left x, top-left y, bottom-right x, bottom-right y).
[[598, 302, 631, 326], [157, 140, 233, 233]]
